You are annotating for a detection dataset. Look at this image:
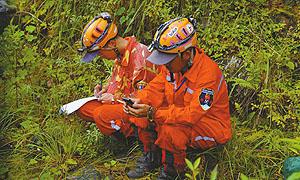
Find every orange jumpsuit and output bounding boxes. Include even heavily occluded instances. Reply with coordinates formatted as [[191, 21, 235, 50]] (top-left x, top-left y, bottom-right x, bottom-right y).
[[77, 36, 159, 138], [137, 47, 232, 171]]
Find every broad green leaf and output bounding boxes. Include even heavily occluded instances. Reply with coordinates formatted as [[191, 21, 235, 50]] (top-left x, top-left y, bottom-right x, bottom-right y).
[[120, 16, 127, 25], [193, 157, 201, 169], [185, 173, 193, 179], [20, 120, 33, 130], [233, 78, 256, 89], [286, 62, 295, 70], [50, 167, 61, 175], [287, 172, 300, 180], [240, 173, 249, 180], [66, 159, 77, 165], [210, 164, 218, 180], [26, 35, 37, 42], [15, 31, 24, 39], [115, 7, 125, 16], [185, 158, 194, 170], [28, 159, 38, 165], [41, 22, 47, 27], [235, 102, 241, 111], [25, 25, 36, 33], [110, 160, 117, 166]]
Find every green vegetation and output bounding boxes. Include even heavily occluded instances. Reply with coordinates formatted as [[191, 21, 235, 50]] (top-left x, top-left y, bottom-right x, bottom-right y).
[[0, 0, 299, 179]]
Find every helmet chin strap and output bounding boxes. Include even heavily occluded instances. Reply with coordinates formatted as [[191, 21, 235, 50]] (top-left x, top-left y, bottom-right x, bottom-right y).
[[170, 72, 175, 82], [114, 48, 121, 62], [180, 48, 194, 74], [166, 66, 175, 82], [167, 48, 195, 82]]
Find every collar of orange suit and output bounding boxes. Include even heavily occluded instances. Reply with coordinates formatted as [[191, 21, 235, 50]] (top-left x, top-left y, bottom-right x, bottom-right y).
[[182, 47, 204, 83], [119, 36, 136, 67]]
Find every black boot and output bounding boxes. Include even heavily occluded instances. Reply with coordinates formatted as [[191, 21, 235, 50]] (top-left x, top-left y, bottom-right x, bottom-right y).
[[127, 151, 161, 178], [158, 150, 185, 180], [112, 131, 126, 142]]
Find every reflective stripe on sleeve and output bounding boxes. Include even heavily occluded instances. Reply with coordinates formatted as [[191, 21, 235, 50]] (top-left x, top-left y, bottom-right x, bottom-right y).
[[186, 87, 194, 94], [217, 75, 224, 92]]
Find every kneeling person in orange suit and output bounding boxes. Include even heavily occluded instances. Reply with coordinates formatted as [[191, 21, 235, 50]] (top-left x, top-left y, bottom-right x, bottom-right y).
[[76, 12, 160, 143], [124, 17, 232, 179]]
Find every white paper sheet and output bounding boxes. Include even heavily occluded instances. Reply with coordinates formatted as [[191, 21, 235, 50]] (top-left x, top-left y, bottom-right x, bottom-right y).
[[59, 97, 98, 115]]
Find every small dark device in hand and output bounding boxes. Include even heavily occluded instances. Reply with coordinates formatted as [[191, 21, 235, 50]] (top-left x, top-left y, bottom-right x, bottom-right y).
[[122, 97, 134, 107]]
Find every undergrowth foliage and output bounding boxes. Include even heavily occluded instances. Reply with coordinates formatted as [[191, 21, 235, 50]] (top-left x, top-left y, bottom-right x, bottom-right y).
[[0, 0, 299, 179]]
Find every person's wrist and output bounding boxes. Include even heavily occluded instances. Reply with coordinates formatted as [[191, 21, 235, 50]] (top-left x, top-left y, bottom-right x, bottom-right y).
[[147, 106, 156, 122]]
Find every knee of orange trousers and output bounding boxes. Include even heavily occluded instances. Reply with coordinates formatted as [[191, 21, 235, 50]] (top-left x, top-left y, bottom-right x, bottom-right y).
[[92, 103, 131, 136], [155, 125, 190, 154], [76, 100, 103, 122], [95, 119, 134, 137]]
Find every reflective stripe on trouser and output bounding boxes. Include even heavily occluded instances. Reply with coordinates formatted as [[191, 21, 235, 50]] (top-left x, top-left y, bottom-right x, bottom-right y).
[[77, 100, 134, 137]]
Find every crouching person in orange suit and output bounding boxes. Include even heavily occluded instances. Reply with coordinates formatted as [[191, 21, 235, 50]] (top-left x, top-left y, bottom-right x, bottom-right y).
[[76, 12, 160, 146], [124, 17, 232, 179]]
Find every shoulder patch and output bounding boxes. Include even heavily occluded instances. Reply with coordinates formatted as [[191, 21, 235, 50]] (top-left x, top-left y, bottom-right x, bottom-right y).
[[199, 88, 214, 111]]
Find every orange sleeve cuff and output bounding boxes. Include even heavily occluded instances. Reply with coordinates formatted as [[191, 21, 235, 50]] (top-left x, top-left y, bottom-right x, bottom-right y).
[[154, 109, 168, 124]]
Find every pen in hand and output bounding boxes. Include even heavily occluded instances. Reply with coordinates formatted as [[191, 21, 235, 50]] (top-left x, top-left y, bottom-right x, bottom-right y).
[[99, 80, 102, 99], [94, 80, 103, 99]]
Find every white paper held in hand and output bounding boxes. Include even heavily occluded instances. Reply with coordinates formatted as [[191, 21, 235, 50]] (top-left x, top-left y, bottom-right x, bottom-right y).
[[59, 97, 98, 115]]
